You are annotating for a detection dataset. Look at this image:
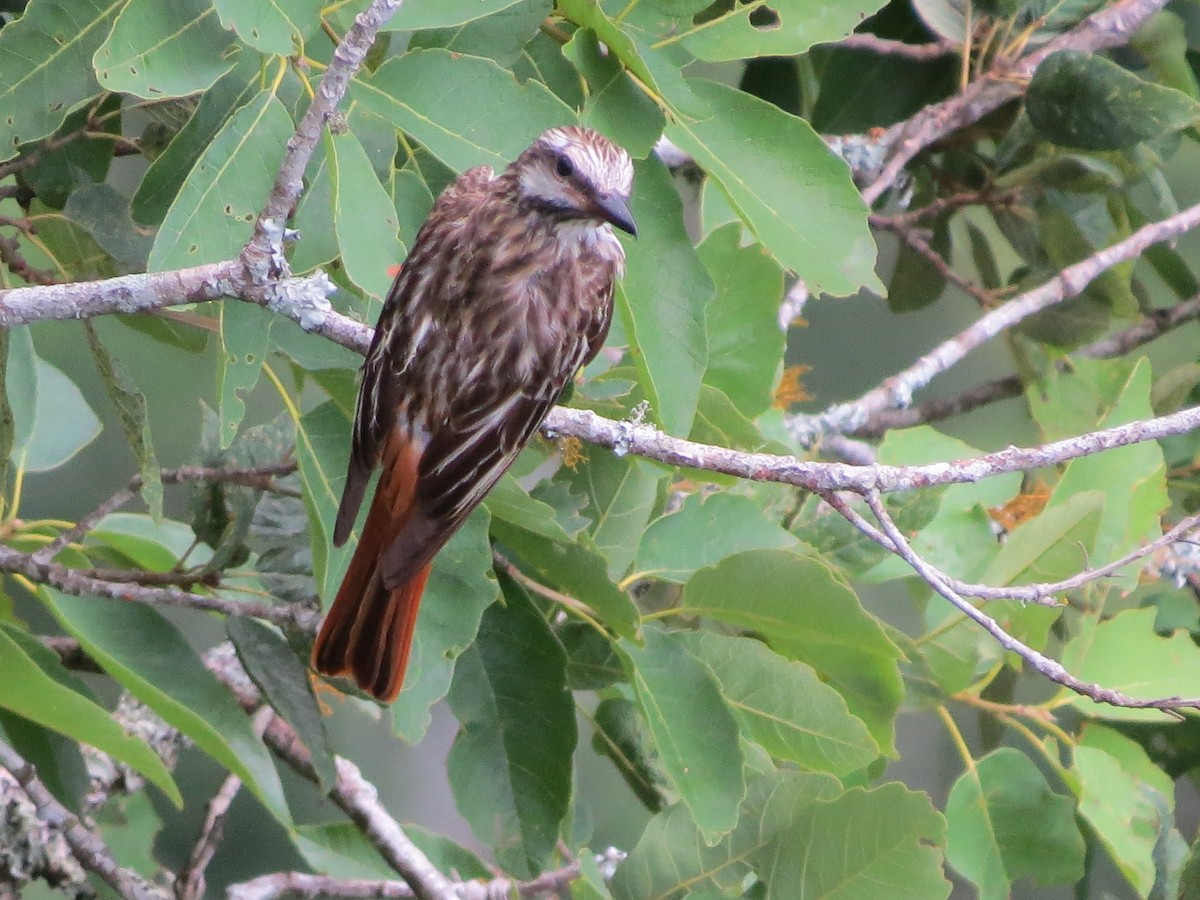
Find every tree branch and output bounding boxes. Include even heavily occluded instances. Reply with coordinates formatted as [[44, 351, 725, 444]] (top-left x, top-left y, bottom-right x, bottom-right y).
[[860, 491, 1200, 712], [805, 198, 1200, 438], [177, 707, 274, 900], [0, 741, 162, 900], [861, 0, 1169, 204]]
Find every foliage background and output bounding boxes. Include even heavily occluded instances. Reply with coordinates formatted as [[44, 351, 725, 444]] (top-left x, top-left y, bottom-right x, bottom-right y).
[[7, 0, 1200, 898]]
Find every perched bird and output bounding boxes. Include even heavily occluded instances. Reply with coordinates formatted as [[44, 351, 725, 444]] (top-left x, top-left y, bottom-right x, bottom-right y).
[[312, 126, 636, 701]]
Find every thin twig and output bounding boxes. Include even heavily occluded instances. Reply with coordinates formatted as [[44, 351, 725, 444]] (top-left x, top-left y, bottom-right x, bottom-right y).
[[807, 197, 1200, 438], [177, 708, 274, 900], [0, 543, 317, 630], [851, 293, 1200, 436], [834, 33, 958, 60], [861, 491, 1200, 711], [884, 221, 997, 305], [31, 461, 298, 565], [0, 741, 162, 900], [861, 0, 1169, 204]]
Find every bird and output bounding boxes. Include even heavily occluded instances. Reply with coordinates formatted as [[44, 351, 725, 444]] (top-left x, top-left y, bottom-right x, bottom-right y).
[[311, 126, 636, 702]]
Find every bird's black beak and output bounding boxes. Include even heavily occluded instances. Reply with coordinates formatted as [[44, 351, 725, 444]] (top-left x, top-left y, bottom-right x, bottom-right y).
[[596, 192, 637, 237]]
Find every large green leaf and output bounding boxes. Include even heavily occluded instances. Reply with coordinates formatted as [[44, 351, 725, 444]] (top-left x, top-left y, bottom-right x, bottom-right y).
[[447, 576, 575, 877], [1032, 358, 1167, 590], [683, 549, 903, 754], [227, 617, 336, 791], [621, 626, 746, 844], [0, 624, 181, 807], [563, 28, 665, 159], [94, 0, 236, 99], [391, 509, 499, 743], [1072, 725, 1184, 897], [680, 0, 888, 61], [752, 783, 949, 899], [351, 49, 575, 173], [1027, 50, 1200, 150], [84, 323, 162, 519], [212, 0, 325, 55], [40, 589, 291, 825], [216, 301, 272, 449], [0, 0, 121, 161], [697, 224, 785, 417], [681, 632, 877, 775], [617, 156, 712, 436], [384, 0, 526, 30], [148, 90, 294, 271], [666, 79, 880, 296], [132, 57, 262, 226], [1062, 608, 1200, 722], [636, 492, 797, 584], [407, 0, 550, 68], [562, 451, 662, 580], [490, 520, 640, 640], [327, 128, 403, 300], [945, 748, 1084, 898], [9, 351, 101, 474], [615, 770, 842, 900]]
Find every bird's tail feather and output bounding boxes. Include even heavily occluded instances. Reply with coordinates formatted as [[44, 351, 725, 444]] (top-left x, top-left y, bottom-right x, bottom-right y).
[[312, 432, 429, 702]]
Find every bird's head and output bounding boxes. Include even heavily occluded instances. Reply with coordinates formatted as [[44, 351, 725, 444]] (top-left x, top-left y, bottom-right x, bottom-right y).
[[513, 126, 636, 237]]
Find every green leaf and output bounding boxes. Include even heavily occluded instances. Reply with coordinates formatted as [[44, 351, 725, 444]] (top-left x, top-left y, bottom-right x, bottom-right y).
[[39, 589, 290, 823], [698, 225, 785, 417], [0, 0, 120, 160], [636, 492, 797, 584], [621, 626, 746, 843], [945, 748, 1084, 898], [351, 49, 576, 173], [212, 0, 325, 55], [227, 617, 336, 791], [148, 90, 294, 271], [408, 0, 550, 68], [216, 302, 272, 449], [1033, 358, 1168, 590], [327, 128, 403, 299], [385, 0, 527, 30], [752, 783, 949, 899], [84, 322, 162, 519], [981, 491, 1101, 587], [563, 28, 665, 159], [563, 452, 662, 580], [680, 0, 889, 61], [888, 214, 950, 312], [680, 632, 878, 776], [485, 475, 579, 543], [615, 770, 841, 900], [20, 94, 122, 209], [683, 549, 903, 754], [295, 400, 353, 601], [561, 622, 623, 690], [0, 625, 181, 807], [94, 0, 236, 99], [1063, 608, 1200, 721], [557, 0, 709, 119], [491, 519, 640, 640], [391, 508, 499, 743], [1027, 50, 1200, 150], [591, 696, 670, 812], [132, 57, 262, 227], [1072, 724, 1184, 897], [447, 576, 576, 877], [666, 79, 880, 296], [617, 156, 712, 436], [64, 183, 153, 269], [9, 353, 101, 474], [4, 327, 36, 477]]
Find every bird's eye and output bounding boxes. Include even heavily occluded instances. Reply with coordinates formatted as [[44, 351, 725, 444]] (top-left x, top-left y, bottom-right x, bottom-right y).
[[555, 154, 574, 178]]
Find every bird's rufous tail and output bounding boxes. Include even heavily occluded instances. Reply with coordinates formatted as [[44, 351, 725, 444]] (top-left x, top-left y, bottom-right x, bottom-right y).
[[311, 434, 429, 702]]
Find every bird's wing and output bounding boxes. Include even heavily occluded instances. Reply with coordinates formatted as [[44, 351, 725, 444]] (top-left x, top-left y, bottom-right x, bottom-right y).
[[333, 165, 495, 547], [379, 273, 616, 590]]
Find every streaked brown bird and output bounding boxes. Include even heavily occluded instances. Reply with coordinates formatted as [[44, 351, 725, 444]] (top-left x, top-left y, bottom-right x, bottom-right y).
[[312, 126, 636, 702]]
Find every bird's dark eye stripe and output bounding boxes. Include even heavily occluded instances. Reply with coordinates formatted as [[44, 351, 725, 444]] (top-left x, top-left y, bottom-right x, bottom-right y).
[[555, 154, 573, 178]]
